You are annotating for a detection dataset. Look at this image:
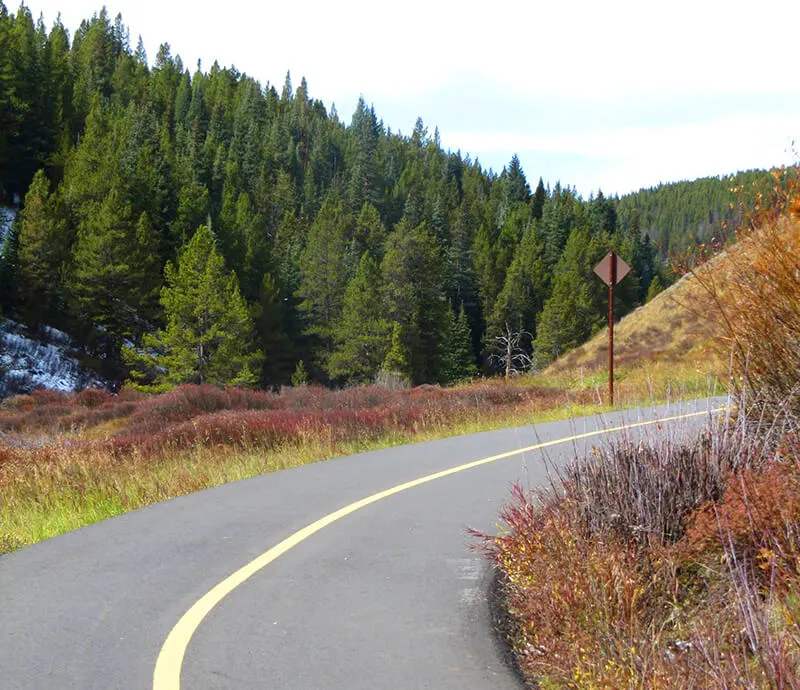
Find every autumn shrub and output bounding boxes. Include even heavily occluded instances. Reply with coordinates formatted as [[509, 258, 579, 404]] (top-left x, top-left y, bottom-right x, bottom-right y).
[[477, 404, 800, 689], [24, 404, 73, 428], [0, 412, 24, 432], [73, 387, 111, 408], [29, 389, 68, 406], [687, 168, 800, 416], [62, 401, 138, 431], [681, 459, 800, 582], [562, 418, 760, 548], [0, 394, 35, 411]]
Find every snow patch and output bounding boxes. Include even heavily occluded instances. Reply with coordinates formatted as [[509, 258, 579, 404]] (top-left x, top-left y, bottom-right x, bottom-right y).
[[0, 320, 107, 397], [0, 206, 16, 251]]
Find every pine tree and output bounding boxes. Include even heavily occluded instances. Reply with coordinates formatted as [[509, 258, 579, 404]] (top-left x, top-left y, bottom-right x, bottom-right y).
[[291, 359, 309, 386], [473, 223, 501, 320], [328, 252, 391, 383], [645, 274, 663, 302], [532, 177, 546, 221], [381, 322, 410, 380], [0, 214, 20, 317], [130, 225, 259, 386], [382, 218, 447, 384], [439, 305, 477, 384], [70, 188, 160, 354], [297, 196, 352, 359], [350, 202, 386, 265], [541, 183, 586, 271], [253, 272, 294, 387], [533, 227, 604, 366], [489, 221, 547, 338], [17, 170, 65, 328], [494, 204, 530, 283], [504, 154, 531, 206]]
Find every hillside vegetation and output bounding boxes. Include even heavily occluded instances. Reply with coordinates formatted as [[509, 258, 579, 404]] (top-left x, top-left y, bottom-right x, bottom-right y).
[[480, 193, 800, 687], [543, 239, 729, 393]]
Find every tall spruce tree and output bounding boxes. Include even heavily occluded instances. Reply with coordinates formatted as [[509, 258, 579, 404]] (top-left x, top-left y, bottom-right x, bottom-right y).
[[439, 304, 477, 383], [297, 196, 352, 364], [533, 227, 603, 366], [253, 271, 294, 387], [328, 252, 391, 383], [17, 169, 65, 328], [532, 177, 546, 221], [131, 224, 259, 386], [489, 221, 547, 338], [70, 189, 161, 353], [382, 218, 447, 384]]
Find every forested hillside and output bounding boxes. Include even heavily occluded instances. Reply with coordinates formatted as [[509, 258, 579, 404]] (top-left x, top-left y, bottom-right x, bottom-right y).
[[617, 170, 774, 257], [0, 4, 771, 390]]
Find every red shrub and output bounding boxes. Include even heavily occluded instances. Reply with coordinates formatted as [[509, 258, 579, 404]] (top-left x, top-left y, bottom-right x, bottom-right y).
[[0, 394, 36, 411], [74, 388, 111, 408], [25, 404, 73, 428], [681, 461, 800, 578], [0, 413, 24, 432], [61, 401, 138, 431], [29, 389, 68, 407]]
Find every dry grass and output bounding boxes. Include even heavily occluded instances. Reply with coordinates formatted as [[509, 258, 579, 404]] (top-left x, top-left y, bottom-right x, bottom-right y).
[[546, 269, 723, 379], [544, 254, 735, 396], [0, 380, 608, 552]]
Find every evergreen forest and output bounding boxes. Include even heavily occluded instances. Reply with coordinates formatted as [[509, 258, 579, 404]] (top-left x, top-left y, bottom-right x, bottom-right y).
[[0, 4, 775, 389]]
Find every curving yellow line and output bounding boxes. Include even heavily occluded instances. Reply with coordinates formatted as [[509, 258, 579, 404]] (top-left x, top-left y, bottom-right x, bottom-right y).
[[153, 406, 726, 689]]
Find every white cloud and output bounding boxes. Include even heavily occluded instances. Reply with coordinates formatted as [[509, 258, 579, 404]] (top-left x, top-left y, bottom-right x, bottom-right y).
[[446, 111, 799, 194]]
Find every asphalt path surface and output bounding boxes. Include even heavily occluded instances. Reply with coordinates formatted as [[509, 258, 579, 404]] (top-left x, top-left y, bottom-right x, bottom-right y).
[[0, 398, 726, 689]]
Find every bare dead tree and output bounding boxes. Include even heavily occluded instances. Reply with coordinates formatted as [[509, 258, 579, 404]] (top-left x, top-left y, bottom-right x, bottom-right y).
[[489, 323, 533, 380]]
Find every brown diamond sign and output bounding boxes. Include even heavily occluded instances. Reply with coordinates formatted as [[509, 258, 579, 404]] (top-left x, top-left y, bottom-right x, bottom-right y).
[[593, 252, 631, 287]]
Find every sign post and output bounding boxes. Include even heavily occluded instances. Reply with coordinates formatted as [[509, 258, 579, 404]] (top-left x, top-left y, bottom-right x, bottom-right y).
[[593, 251, 630, 406]]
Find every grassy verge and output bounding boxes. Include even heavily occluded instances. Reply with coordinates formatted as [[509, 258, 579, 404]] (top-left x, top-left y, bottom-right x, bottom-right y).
[[0, 363, 721, 555], [0, 381, 595, 553]]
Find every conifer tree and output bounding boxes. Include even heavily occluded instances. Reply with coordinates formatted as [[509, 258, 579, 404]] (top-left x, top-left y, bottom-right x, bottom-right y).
[[645, 274, 663, 302], [17, 170, 64, 328], [380, 322, 410, 380], [291, 359, 309, 386], [131, 224, 259, 386], [489, 221, 548, 337], [382, 218, 447, 384], [0, 215, 20, 317], [494, 204, 530, 283], [439, 304, 477, 383], [504, 154, 531, 206], [540, 183, 585, 270], [297, 196, 352, 360], [533, 227, 603, 366], [328, 252, 391, 383], [532, 177, 546, 221], [473, 223, 501, 319], [350, 202, 386, 265], [70, 190, 161, 353], [253, 272, 294, 387]]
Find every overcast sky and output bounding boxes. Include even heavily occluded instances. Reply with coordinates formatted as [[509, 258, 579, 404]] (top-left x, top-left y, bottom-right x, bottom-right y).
[[23, 0, 800, 197]]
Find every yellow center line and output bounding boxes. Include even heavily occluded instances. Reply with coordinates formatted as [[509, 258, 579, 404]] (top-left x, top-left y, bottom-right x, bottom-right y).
[[153, 406, 726, 689]]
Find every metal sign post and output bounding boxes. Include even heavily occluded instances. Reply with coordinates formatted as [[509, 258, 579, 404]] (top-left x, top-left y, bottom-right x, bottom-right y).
[[593, 251, 630, 406]]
